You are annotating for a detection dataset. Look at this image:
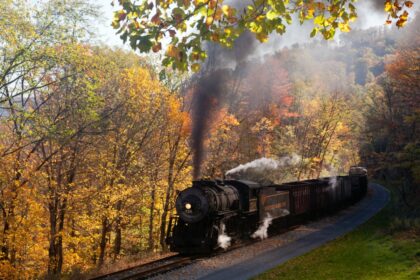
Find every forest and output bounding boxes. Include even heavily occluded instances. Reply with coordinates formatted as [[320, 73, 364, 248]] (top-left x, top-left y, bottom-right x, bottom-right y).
[[0, 0, 419, 278]]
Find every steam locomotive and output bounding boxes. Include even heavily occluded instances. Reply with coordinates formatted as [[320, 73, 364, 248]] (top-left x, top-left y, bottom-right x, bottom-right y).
[[165, 167, 368, 254]]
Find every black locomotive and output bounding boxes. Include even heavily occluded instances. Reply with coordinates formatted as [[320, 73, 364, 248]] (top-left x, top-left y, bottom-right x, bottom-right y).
[[165, 167, 368, 254]]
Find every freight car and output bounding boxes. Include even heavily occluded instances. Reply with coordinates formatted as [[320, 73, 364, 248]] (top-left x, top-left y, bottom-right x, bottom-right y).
[[165, 167, 367, 254]]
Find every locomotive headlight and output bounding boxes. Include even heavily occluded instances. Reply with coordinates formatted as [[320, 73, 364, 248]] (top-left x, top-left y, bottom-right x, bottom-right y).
[[176, 187, 209, 223]]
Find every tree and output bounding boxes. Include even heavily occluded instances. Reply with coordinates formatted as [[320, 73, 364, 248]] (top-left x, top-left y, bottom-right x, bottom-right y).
[[35, 43, 117, 277], [362, 34, 419, 209], [0, 1, 109, 277], [112, 0, 414, 72]]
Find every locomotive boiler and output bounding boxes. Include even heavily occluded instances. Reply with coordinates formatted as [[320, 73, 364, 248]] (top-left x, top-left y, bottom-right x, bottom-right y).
[[165, 167, 368, 254]]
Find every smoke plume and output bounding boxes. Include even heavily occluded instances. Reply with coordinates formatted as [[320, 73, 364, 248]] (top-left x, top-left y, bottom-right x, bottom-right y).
[[251, 213, 273, 240], [217, 223, 231, 249], [191, 70, 227, 179], [190, 31, 257, 179], [225, 154, 301, 184]]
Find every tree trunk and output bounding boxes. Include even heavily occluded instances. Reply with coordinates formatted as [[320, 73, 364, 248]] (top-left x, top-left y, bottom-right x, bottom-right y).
[[47, 197, 66, 278], [57, 199, 66, 274], [114, 223, 121, 258], [98, 217, 108, 267], [160, 163, 174, 250], [1, 209, 10, 261], [48, 201, 59, 277], [148, 187, 156, 251], [1, 168, 20, 262], [113, 201, 122, 258]]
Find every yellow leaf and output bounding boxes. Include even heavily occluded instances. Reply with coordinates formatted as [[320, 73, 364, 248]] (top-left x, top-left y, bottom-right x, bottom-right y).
[[396, 18, 407, 28], [306, 8, 315, 19], [166, 44, 179, 58], [206, 16, 213, 26], [222, 5, 231, 16], [384, 1, 393, 12], [256, 33, 268, 42], [400, 10, 409, 20], [191, 63, 201, 72], [338, 22, 351, 32]]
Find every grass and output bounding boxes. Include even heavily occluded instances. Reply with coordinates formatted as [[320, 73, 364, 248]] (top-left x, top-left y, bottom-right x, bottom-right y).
[[254, 183, 420, 280]]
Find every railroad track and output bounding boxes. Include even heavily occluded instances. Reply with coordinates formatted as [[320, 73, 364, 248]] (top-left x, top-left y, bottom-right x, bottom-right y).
[[90, 254, 195, 280], [90, 224, 300, 280]]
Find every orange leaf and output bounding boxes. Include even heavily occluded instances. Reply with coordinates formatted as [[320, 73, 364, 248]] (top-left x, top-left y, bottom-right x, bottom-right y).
[[152, 43, 162, 52], [404, 1, 413, 7], [151, 12, 161, 24]]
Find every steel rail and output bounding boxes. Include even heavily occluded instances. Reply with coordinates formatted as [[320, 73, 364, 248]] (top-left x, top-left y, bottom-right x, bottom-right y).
[[89, 224, 300, 280]]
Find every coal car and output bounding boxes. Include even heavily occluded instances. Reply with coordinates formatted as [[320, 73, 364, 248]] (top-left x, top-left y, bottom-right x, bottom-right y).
[[165, 167, 367, 254]]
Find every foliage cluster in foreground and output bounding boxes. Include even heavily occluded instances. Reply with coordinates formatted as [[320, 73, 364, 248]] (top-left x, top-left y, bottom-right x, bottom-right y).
[[112, 0, 414, 71]]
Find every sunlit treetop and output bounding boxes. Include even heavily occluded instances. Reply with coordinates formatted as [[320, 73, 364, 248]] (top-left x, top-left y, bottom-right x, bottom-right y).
[[112, 0, 414, 73]]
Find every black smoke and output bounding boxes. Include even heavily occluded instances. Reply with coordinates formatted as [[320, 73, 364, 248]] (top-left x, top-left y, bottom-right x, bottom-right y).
[[369, 0, 386, 11], [190, 31, 257, 179], [191, 70, 227, 179]]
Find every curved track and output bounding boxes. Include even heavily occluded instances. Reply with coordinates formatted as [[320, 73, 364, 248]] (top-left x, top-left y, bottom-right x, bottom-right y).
[[198, 183, 389, 280]]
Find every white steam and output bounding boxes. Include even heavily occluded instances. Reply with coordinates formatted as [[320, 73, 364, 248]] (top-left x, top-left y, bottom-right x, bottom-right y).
[[279, 209, 290, 216], [329, 176, 338, 189], [226, 154, 301, 175], [251, 213, 273, 240], [327, 166, 338, 189], [227, 158, 278, 175], [217, 223, 231, 250], [225, 154, 301, 184]]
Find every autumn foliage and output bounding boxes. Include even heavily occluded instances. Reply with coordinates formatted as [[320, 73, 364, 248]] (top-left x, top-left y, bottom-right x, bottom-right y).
[[0, 0, 419, 278]]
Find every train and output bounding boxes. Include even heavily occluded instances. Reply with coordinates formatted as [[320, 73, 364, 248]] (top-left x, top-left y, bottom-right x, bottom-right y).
[[165, 166, 368, 254]]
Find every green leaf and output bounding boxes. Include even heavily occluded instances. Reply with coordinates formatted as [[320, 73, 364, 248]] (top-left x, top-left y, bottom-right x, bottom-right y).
[[159, 69, 166, 81], [120, 32, 128, 43]]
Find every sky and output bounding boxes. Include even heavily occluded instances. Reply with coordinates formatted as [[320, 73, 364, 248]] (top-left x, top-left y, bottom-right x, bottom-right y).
[[95, 1, 126, 48]]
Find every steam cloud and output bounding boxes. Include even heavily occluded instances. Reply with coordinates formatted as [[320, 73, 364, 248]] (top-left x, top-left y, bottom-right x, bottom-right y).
[[217, 223, 231, 249], [225, 154, 301, 184], [251, 213, 273, 240]]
